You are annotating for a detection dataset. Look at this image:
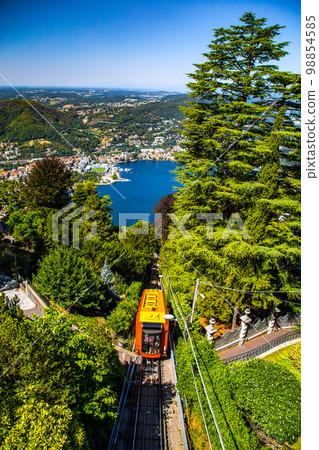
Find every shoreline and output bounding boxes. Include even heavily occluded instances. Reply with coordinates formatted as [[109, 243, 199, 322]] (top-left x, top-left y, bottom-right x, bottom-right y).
[[97, 177, 131, 186], [115, 157, 174, 164], [97, 159, 175, 186]]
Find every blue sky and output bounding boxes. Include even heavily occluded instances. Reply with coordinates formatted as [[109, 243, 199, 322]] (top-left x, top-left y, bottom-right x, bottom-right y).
[[0, 0, 301, 92]]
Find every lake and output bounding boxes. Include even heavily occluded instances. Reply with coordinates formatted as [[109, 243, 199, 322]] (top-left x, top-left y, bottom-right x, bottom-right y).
[[97, 160, 180, 225]]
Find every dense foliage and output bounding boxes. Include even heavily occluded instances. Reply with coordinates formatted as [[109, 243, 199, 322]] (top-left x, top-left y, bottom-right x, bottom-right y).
[[176, 334, 259, 449], [0, 99, 97, 152], [33, 246, 110, 310], [6, 208, 53, 254], [287, 342, 301, 371], [0, 180, 23, 218], [230, 359, 301, 445], [106, 281, 143, 337], [72, 180, 113, 242], [0, 295, 123, 449], [103, 220, 159, 283]]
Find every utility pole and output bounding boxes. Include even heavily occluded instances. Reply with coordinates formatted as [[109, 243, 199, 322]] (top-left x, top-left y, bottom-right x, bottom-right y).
[[190, 278, 200, 323]]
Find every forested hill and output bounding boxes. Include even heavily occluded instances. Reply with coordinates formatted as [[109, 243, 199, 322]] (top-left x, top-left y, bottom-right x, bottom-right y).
[[90, 94, 189, 127], [0, 96, 188, 152], [136, 95, 188, 121], [0, 99, 84, 144]]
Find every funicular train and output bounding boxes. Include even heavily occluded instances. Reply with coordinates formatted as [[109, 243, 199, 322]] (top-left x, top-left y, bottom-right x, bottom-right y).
[[135, 289, 169, 359]]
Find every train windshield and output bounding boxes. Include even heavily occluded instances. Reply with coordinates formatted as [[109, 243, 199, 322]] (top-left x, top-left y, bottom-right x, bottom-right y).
[[142, 323, 162, 355]]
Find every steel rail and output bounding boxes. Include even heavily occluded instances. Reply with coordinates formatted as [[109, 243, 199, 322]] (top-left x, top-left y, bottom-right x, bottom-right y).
[[123, 365, 141, 450], [142, 367, 148, 449], [114, 363, 136, 448], [130, 359, 164, 450], [108, 361, 136, 450], [132, 363, 144, 450]]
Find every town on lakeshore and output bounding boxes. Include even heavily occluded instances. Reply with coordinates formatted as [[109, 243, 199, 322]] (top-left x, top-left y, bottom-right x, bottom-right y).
[[0, 88, 186, 184]]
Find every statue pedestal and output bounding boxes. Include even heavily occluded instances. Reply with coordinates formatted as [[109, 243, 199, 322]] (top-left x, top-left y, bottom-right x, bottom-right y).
[[205, 318, 218, 344], [239, 308, 252, 345], [267, 307, 280, 334]]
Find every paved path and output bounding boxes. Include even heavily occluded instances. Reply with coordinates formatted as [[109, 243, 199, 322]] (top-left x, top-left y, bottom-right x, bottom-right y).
[[4, 288, 43, 318], [218, 328, 296, 361], [161, 358, 183, 450]]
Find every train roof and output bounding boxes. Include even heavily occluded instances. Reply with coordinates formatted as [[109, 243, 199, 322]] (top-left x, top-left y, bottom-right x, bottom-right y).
[[137, 289, 167, 324]]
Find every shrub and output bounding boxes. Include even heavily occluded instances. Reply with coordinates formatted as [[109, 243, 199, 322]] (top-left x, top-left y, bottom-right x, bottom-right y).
[[106, 282, 142, 337], [287, 342, 301, 371], [230, 358, 301, 445], [176, 335, 259, 449]]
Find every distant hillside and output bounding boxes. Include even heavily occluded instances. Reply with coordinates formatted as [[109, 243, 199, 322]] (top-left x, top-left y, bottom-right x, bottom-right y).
[[0, 99, 83, 144], [126, 95, 188, 122], [143, 95, 189, 120], [95, 95, 189, 130]]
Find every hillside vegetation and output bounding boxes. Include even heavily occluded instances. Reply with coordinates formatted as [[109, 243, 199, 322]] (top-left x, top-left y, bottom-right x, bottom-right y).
[[0, 100, 80, 142], [0, 99, 98, 154]]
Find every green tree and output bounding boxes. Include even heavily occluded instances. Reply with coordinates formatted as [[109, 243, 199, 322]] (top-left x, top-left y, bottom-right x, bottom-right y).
[[33, 246, 109, 310], [152, 193, 176, 240], [0, 295, 123, 448], [115, 221, 159, 281], [6, 209, 53, 254], [100, 261, 117, 296], [0, 180, 23, 219], [23, 156, 72, 209], [106, 281, 142, 337], [73, 181, 113, 241], [160, 12, 300, 321], [1, 401, 87, 450]]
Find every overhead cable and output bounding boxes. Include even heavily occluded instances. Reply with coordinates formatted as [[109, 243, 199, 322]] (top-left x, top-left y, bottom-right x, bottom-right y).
[[165, 274, 227, 450]]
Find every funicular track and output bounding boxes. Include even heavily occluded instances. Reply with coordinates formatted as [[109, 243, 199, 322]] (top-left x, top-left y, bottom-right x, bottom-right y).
[[109, 359, 165, 450], [132, 359, 164, 450], [108, 254, 167, 450]]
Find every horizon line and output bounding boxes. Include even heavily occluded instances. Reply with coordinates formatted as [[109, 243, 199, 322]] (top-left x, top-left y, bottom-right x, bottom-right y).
[[0, 85, 186, 94]]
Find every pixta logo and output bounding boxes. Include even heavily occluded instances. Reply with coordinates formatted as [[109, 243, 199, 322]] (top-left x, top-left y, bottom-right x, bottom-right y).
[[52, 203, 98, 249], [118, 212, 251, 240]]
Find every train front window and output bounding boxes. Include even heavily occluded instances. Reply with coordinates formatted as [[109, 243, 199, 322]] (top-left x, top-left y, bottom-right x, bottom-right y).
[[142, 326, 162, 355]]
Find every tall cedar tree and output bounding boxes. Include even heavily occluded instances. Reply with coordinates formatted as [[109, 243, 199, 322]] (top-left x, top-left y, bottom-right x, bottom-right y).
[[23, 156, 72, 209], [152, 193, 176, 240], [161, 13, 300, 321]]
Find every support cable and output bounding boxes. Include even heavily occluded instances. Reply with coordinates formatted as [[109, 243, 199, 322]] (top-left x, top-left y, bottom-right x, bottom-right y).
[[190, 364, 213, 450], [168, 300, 212, 450], [165, 274, 227, 450], [199, 281, 301, 295]]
